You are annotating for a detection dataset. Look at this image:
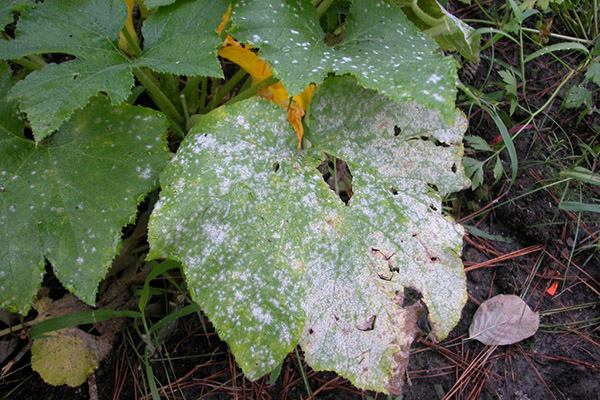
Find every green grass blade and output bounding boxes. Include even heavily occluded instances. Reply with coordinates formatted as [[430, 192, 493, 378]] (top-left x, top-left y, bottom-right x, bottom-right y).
[[143, 348, 162, 400], [471, 28, 519, 45], [148, 303, 201, 335], [559, 201, 600, 213], [464, 225, 514, 243], [560, 167, 600, 186], [31, 310, 142, 339], [524, 42, 589, 64], [139, 260, 182, 313], [484, 106, 518, 186]]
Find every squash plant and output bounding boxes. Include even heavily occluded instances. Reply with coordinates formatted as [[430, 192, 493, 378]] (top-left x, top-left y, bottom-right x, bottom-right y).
[[0, 0, 472, 394]]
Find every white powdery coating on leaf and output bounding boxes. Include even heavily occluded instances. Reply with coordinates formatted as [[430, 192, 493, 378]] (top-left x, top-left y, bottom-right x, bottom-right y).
[[148, 99, 312, 380], [230, 0, 457, 117], [296, 77, 469, 393], [0, 98, 169, 312], [148, 77, 469, 394]]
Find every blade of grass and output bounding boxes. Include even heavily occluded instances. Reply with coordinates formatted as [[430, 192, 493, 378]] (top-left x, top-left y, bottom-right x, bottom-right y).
[[472, 27, 520, 47], [31, 310, 142, 339], [294, 347, 313, 398], [524, 42, 589, 64], [483, 105, 518, 186], [139, 260, 182, 313], [559, 201, 600, 213], [143, 347, 162, 400], [464, 225, 514, 243], [560, 167, 600, 186], [148, 303, 201, 335]]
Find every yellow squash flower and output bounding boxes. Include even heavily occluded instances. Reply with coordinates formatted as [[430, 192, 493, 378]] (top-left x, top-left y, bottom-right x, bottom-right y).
[[118, 0, 139, 56], [217, 8, 314, 146]]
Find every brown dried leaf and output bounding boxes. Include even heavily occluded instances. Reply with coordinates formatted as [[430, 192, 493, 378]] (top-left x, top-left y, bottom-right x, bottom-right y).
[[469, 294, 539, 346]]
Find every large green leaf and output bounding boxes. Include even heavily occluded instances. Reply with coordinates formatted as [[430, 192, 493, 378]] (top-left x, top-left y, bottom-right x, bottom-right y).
[[0, 0, 227, 141], [0, 91, 169, 313], [136, 0, 229, 77], [300, 77, 468, 393], [148, 77, 469, 394], [0, 62, 22, 136], [229, 0, 457, 121], [0, 0, 133, 141], [148, 100, 319, 378]]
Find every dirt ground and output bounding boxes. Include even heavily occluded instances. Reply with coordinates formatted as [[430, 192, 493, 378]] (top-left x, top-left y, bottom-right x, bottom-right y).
[[1, 2, 599, 399]]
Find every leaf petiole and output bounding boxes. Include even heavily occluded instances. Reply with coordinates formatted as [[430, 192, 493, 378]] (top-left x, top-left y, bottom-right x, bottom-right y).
[[409, 0, 445, 27], [182, 76, 203, 114], [225, 75, 279, 106], [316, 0, 335, 19], [121, 24, 143, 57], [133, 67, 185, 137], [208, 68, 248, 110], [199, 77, 208, 111]]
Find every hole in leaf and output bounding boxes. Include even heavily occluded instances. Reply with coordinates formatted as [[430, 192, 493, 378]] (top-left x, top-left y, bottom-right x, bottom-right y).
[[425, 136, 450, 148], [356, 315, 376, 331], [272, 161, 280, 173], [317, 154, 353, 205], [393, 125, 402, 136], [308, 328, 314, 334], [389, 187, 398, 195], [427, 183, 439, 193], [23, 126, 34, 142], [43, 53, 75, 64], [429, 204, 438, 212], [451, 163, 457, 173], [418, 303, 431, 333], [406, 135, 450, 148], [402, 287, 422, 307]]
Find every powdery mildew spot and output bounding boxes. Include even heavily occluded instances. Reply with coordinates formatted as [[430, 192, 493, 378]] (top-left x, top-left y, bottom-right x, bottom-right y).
[[230, 0, 456, 119], [0, 98, 169, 313], [148, 77, 469, 394]]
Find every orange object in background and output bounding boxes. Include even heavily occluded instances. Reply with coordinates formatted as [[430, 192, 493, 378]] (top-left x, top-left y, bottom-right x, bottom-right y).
[[545, 271, 560, 296]]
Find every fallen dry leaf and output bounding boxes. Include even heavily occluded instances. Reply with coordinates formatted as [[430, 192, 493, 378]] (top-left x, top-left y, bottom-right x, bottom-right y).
[[469, 294, 539, 346]]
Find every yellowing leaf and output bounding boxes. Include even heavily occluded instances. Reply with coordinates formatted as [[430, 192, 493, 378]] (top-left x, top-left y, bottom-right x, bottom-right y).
[[31, 328, 110, 387], [30, 296, 112, 387]]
